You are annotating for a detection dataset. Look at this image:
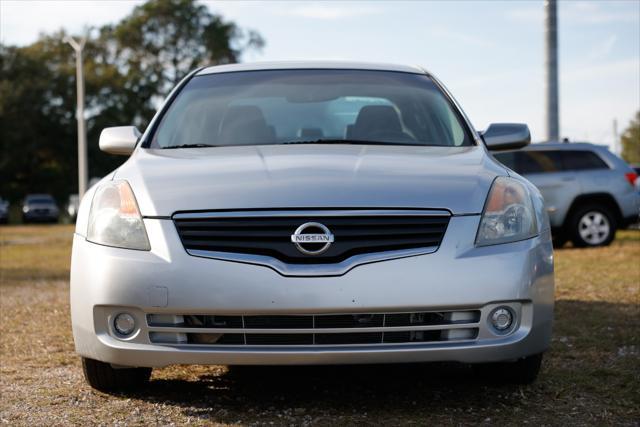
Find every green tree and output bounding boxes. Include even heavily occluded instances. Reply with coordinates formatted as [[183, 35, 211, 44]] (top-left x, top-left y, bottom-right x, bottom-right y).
[[0, 0, 263, 204], [621, 111, 640, 164], [1, 34, 84, 202], [95, 0, 264, 130], [110, 0, 262, 87]]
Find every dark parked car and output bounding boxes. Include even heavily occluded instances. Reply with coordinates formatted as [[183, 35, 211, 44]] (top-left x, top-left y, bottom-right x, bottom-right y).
[[493, 142, 639, 247], [0, 198, 8, 224], [22, 194, 59, 223]]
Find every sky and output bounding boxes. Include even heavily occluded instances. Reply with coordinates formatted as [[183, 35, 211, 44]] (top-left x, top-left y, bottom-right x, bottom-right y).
[[1, 0, 639, 152]]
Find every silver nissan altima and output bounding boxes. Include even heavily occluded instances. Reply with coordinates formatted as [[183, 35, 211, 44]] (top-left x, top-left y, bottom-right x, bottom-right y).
[[70, 61, 554, 392]]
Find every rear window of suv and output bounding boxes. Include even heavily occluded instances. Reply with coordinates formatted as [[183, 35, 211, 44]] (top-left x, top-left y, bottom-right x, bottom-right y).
[[562, 150, 609, 171], [495, 150, 609, 174]]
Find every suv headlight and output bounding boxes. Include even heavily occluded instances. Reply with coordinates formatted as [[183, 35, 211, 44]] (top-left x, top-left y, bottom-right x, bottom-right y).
[[87, 180, 150, 250], [476, 177, 537, 246]]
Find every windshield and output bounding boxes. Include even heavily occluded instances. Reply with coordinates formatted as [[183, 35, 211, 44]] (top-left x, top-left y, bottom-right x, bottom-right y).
[[149, 69, 473, 148]]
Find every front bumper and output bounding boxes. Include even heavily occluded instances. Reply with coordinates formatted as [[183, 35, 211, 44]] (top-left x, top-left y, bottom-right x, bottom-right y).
[[24, 210, 58, 221], [70, 216, 555, 368]]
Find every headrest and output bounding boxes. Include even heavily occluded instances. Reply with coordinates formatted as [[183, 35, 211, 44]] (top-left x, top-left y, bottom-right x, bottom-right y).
[[351, 105, 402, 139], [219, 105, 274, 144]]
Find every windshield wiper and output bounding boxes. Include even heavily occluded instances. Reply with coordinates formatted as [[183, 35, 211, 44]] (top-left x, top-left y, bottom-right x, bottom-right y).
[[163, 140, 425, 148], [163, 143, 220, 149], [282, 139, 422, 146]]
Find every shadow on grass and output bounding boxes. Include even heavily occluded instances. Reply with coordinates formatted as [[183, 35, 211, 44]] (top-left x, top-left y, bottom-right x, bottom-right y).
[[613, 229, 640, 242], [138, 362, 511, 422], [552, 229, 639, 249], [0, 267, 71, 284]]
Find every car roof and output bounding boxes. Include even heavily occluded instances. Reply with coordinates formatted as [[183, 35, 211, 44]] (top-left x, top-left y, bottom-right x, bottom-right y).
[[197, 61, 428, 76]]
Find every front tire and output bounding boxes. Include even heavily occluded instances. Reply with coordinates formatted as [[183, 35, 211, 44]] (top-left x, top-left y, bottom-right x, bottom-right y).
[[473, 353, 543, 384], [568, 205, 616, 247], [82, 357, 151, 392]]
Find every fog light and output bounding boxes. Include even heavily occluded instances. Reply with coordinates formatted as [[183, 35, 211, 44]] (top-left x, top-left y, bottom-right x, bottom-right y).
[[114, 313, 136, 336], [490, 307, 513, 332]]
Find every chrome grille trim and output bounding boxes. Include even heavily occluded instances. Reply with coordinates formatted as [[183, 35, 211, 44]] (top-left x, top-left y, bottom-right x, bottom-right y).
[[146, 323, 478, 334], [147, 310, 481, 347], [174, 209, 450, 276], [173, 209, 452, 219], [186, 246, 438, 277]]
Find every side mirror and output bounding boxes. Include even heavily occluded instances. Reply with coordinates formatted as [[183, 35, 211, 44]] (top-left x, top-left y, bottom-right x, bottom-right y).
[[481, 123, 531, 151], [99, 126, 141, 155]]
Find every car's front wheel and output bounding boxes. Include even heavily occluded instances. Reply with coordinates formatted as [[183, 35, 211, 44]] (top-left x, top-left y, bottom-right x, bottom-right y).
[[473, 353, 543, 384], [82, 357, 151, 392], [569, 205, 616, 247]]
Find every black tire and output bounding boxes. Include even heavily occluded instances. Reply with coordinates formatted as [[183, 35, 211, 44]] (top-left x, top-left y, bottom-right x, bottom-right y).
[[473, 353, 543, 385], [82, 357, 151, 392], [568, 204, 617, 248]]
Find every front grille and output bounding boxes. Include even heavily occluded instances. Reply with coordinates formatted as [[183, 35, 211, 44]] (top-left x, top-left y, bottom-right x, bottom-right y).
[[147, 310, 480, 347], [245, 315, 313, 329], [173, 212, 450, 264]]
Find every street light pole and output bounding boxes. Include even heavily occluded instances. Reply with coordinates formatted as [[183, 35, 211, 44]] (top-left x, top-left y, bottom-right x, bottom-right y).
[[64, 36, 88, 198], [544, 0, 560, 142]]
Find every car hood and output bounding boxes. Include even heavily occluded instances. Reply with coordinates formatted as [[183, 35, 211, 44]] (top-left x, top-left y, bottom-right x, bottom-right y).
[[115, 144, 506, 216]]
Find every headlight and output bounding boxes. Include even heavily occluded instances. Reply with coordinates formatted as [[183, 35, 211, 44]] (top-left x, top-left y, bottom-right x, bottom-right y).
[[87, 180, 150, 250], [476, 177, 537, 246]]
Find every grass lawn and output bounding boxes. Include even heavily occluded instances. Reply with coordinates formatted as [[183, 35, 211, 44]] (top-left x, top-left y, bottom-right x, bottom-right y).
[[1, 224, 638, 425]]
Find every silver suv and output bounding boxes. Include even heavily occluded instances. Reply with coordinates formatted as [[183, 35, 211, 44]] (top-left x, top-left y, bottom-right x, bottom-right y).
[[493, 143, 640, 247]]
